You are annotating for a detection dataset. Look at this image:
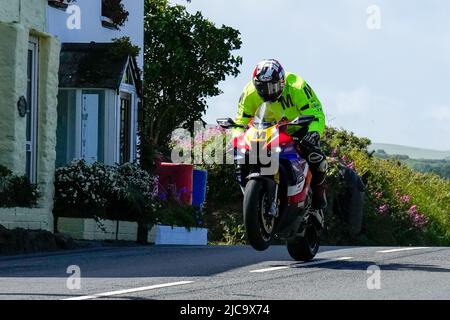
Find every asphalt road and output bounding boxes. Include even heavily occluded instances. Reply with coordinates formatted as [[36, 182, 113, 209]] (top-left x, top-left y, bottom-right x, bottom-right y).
[[0, 245, 449, 300]]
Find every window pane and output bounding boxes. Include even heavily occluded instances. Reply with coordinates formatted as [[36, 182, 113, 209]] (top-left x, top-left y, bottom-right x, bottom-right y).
[[56, 90, 68, 167], [26, 49, 32, 141], [82, 90, 105, 163], [120, 92, 131, 164]]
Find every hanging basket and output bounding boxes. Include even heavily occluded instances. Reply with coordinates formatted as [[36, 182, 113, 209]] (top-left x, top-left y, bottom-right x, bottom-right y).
[[48, 0, 73, 10]]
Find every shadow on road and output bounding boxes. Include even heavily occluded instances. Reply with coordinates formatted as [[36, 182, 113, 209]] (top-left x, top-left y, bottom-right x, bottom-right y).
[[1, 246, 447, 279], [0, 245, 351, 279], [268, 259, 450, 273]]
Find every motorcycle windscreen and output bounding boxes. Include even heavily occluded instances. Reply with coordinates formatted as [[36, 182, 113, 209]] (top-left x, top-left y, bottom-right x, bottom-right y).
[[253, 102, 285, 128]]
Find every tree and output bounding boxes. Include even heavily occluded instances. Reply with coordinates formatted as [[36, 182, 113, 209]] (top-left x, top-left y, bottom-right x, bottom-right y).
[[140, 0, 242, 170]]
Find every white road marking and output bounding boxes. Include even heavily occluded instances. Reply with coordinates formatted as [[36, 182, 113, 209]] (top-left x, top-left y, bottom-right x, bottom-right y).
[[250, 266, 290, 273], [250, 256, 353, 273], [63, 281, 194, 300], [377, 247, 428, 254]]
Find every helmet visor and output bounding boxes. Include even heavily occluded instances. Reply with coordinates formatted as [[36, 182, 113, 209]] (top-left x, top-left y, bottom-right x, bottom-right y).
[[254, 80, 284, 102]]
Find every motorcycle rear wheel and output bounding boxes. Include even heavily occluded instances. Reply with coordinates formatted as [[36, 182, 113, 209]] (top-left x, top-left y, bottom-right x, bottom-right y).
[[286, 224, 320, 261], [243, 180, 274, 251]]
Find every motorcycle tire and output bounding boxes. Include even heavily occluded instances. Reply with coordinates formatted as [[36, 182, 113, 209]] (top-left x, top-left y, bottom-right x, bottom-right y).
[[286, 224, 320, 261], [243, 179, 273, 251]]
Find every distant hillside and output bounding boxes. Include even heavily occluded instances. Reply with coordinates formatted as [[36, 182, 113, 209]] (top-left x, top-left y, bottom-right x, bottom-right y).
[[369, 143, 450, 160]]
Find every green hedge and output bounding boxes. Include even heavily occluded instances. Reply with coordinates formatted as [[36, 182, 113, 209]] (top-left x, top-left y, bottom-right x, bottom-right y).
[[0, 165, 39, 208]]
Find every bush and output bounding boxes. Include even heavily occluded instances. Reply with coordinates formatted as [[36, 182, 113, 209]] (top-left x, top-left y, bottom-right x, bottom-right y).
[[0, 165, 39, 208], [54, 160, 160, 225], [323, 127, 450, 246], [155, 203, 198, 229]]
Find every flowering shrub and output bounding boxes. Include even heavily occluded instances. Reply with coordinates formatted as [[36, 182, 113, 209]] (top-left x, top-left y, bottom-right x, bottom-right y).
[[54, 160, 159, 224], [0, 165, 39, 208], [323, 127, 450, 245], [116, 163, 159, 201]]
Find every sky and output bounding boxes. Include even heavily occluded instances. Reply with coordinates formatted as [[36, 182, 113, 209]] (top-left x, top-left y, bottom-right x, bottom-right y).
[[171, 0, 450, 150]]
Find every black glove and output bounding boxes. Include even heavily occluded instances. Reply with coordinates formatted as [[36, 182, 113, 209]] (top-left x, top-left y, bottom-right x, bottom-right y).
[[300, 131, 321, 149], [298, 131, 326, 165]]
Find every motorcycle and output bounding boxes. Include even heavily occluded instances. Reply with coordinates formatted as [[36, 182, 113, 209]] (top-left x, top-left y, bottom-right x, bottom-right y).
[[217, 102, 324, 261]]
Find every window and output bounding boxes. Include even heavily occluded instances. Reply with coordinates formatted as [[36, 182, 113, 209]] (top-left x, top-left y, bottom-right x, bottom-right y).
[[122, 66, 134, 85], [81, 91, 105, 164], [55, 90, 105, 167], [56, 90, 77, 167], [119, 92, 132, 164], [26, 39, 38, 183]]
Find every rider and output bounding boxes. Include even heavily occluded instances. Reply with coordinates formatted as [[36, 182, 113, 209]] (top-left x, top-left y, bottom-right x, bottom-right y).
[[234, 59, 328, 212]]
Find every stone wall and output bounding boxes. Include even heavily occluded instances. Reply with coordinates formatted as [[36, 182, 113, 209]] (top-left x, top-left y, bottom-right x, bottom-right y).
[[0, 208, 51, 230], [0, 0, 61, 232], [58, 218, 139, 241], [0, 22, 28, 174], [0, 0, 47, 32]]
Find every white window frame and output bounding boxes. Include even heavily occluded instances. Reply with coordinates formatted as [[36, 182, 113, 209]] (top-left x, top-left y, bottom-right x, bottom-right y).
[[116, 59, 138, 164], [116, 87, 137, 164], [58, 88, 109, 164], [26, 37, 39, 183]]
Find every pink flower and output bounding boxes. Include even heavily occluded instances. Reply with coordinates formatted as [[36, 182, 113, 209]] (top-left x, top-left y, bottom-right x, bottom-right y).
[[341, 155, 348, 163], [374, 192, 383, 199], [400, 195, 410, 203], [409, 212, 428, 229], [408, 205, 418, 215], [347, 162, 355, 170], [378, 204, 389, 215], [406, 205, 428, 229], [331, 148, 338, 157]]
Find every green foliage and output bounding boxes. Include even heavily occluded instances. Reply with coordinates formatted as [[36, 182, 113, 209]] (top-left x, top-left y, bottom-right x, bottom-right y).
[[324, 129, 450, 245], [110, 37, 141, 59], [220, 213, 246, 245], [0, 165, 39, 208], [203, 205, 246, 245], [155, 203, 198, 230], [140, 0, 242, 169], [323, 127, 371, 155]]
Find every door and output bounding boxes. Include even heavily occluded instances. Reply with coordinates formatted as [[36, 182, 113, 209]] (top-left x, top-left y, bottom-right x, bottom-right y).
[[26, 39, 38, 183], [119, 92, 132, 164], [81, 94, 99, 164]]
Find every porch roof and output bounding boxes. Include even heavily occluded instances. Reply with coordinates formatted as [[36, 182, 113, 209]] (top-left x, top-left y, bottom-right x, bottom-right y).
[[59, 42, 142, 96]]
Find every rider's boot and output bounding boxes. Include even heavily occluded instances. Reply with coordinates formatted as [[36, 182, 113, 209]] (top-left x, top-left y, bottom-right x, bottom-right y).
[[310, 170, 327, 229]]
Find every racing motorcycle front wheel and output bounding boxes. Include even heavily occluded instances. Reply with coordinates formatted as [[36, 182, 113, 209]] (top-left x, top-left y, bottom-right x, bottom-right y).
[[243, 179, 275, 251]]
